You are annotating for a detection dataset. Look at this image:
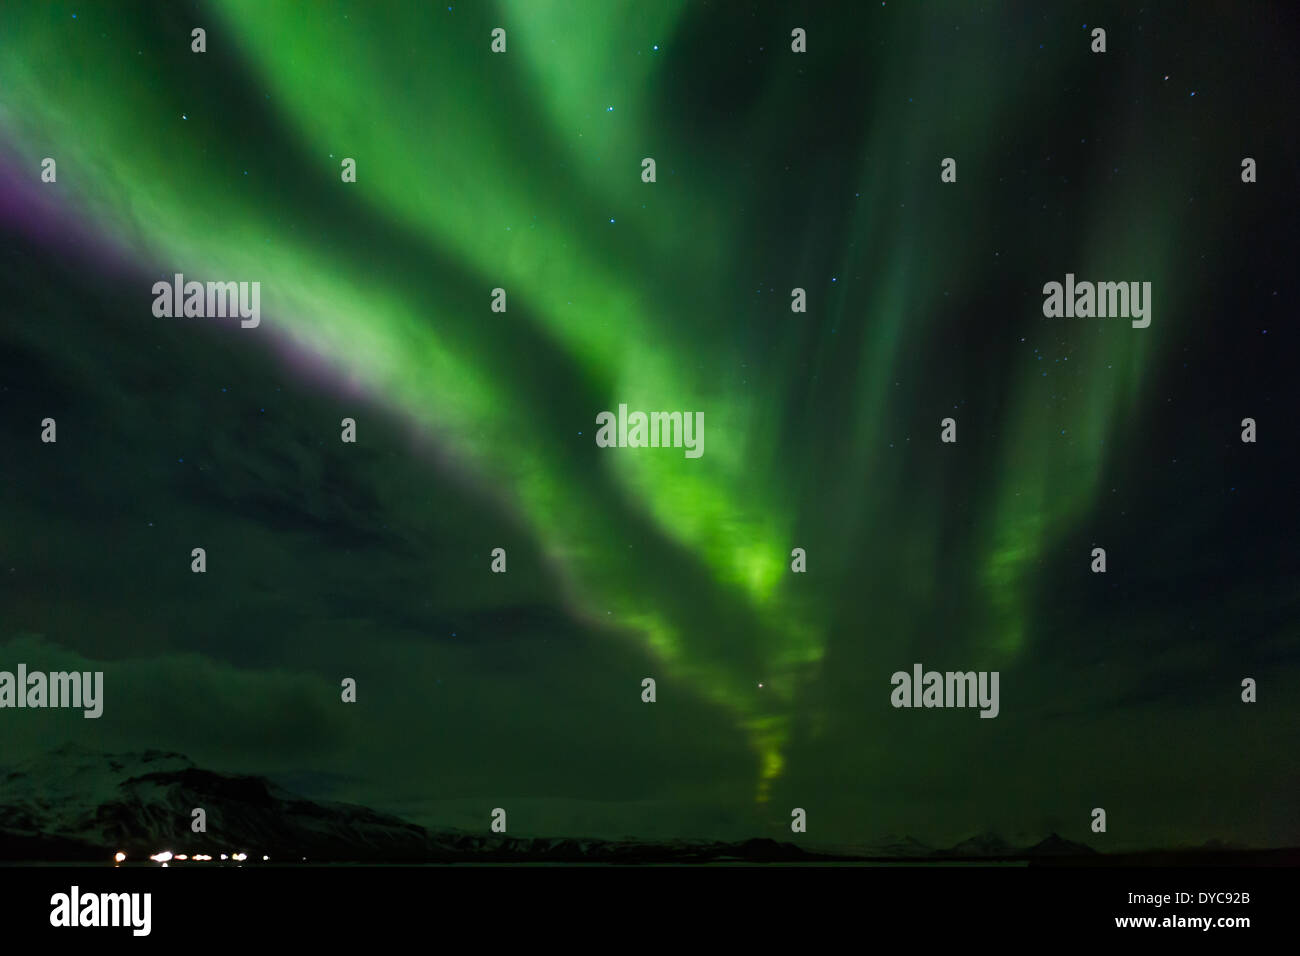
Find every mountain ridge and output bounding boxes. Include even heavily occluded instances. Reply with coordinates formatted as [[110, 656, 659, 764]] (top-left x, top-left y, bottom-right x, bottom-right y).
[[0, 748, 1277, 864]]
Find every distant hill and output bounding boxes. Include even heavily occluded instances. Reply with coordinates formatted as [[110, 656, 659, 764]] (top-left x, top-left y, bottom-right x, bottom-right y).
[[2, 747, 1290, 864], [0, 745, 829, 863]]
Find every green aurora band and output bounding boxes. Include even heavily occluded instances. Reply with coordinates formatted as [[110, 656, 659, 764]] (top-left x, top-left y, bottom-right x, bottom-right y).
[[0, 1, 1208, 807]]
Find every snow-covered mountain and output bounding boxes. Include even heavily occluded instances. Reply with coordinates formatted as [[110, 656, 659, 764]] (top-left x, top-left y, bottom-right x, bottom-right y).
[[0, 746, 1103, 863], [0, 744, 430, 861], [0, 746, 832, 862]]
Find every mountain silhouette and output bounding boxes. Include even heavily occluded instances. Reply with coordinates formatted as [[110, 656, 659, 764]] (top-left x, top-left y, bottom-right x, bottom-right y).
[[0, 746, 829, 863], [9, 747, 1268, 864]]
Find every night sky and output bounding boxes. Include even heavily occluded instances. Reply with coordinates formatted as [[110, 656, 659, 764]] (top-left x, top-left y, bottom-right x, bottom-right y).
[[1, 0, 1297, 853]]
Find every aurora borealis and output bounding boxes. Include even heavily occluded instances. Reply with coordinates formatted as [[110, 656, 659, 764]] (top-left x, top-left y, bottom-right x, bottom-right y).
[[1, 0, 1297, 853]]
